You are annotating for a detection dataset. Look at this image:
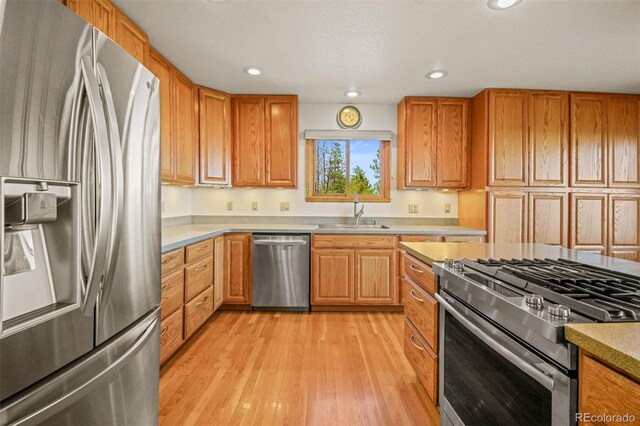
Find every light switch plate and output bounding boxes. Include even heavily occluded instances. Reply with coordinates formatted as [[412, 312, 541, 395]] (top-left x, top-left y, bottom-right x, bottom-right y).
[[409, 204, 419, 214], [226, 201, 233, 211], [280, 202, 290, 211], [444, 203, 451, 214], [251, 201, 258, 211]]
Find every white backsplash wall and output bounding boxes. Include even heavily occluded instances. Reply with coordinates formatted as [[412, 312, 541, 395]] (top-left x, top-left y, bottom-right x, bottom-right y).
[[164, 103, 459, 219]]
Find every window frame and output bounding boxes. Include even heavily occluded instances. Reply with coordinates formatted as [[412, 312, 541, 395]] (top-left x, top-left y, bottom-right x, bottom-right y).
[[305, 138, 391, 202]]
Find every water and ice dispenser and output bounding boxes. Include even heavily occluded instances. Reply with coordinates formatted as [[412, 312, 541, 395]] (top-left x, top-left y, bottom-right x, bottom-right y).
[[1, 177, 80, 335]]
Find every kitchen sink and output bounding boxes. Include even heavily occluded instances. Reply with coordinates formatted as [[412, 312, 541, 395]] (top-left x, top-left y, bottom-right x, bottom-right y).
[[316, 224, 390, 229]]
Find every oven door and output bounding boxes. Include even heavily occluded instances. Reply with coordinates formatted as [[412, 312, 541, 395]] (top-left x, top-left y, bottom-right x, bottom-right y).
[[435, 292, 576, 426]]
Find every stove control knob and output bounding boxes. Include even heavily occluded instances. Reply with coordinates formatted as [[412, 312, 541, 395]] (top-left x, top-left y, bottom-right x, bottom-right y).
[[444, 258, 454, 268], [525, 294, 544, 310], [549, 305, 571, 321], [453, 261, 464, 272]]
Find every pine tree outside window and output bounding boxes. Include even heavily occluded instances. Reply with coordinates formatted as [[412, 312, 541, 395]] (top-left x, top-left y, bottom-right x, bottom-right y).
[[305, 138, 390, 202]]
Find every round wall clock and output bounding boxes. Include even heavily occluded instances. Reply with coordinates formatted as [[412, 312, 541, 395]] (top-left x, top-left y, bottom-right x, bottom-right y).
[[337, 105, 362, 129]]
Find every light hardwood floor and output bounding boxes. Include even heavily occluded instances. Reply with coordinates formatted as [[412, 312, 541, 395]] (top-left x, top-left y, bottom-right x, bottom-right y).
[[159, 311, 439, 426]]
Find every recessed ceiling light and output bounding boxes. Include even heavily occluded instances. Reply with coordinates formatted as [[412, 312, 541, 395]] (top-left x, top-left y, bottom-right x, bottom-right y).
[[345, 90, 360, 98], [243, 67, 261, 76], [487, 0, 524, 10], [426, 70, 447, 79]]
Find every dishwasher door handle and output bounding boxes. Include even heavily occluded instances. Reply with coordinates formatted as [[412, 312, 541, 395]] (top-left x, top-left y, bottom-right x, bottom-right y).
[[253, 240, 308, 246]]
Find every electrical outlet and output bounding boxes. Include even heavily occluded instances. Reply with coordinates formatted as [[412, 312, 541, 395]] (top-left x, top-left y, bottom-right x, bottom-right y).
[[280, 202, 290, 212], [251, 201, 258, 211], [226, 201, 233, 211], [444, 203, 451, 214], [408, 204, 419, 214]]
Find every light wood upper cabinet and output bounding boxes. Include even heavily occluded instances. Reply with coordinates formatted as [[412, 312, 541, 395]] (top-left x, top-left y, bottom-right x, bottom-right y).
[[65, 0, 115, 39], [489, 192, 527, 243], [114, 9, 149, 66], [148, 49, 174, 181], [608, 194, 640, 262], [528, 192, 568, 247], [171, 69, 198, 185], [232, 95, 298, 188], [265, 96, 298, 187], [608, 96, 640, 188], [199, 88, 231, 186], [571, 94, 607, 187], [399, 98, 438, 188], [570, 193, 607, 254], [312, 249, 354, 305], [355, 250, 396, 305], [213, 236, 225, 310], [528, 91, 569, 187], [223, 234, 252, 304], [489, 90, 528, 186], [233, 96, 266, 187], [437, 99, 468, 188]]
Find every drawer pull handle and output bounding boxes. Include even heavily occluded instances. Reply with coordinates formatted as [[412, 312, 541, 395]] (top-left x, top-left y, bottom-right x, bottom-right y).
[[409, 290, 424, 303], [161, 283, 169, 291], [409, 335, 425, 351], [195, 266, 207, 272], [162, 259, 170, 265], [196, 296, 208, 307], [196, 247, 207, 252], [409, 264, 424, 274], [160, 326, 168, 337]]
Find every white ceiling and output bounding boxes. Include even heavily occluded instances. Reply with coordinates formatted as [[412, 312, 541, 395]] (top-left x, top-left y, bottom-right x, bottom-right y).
[[114, 0, 640, 104]]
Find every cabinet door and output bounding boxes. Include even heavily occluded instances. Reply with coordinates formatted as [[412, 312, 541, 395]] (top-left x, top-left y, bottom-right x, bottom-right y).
[[528, 192, 568, 247], [199, 88, 231, 186], [311, 249, 354, 305], [114, 9, 148, 65], [570, 94, 607, 187], [528, 92, 569, 187], [171, 69, 197, 185], [608, 96, 640, 188], [437, 99, 468, 188], [404, 98, 437, 187], [489, 90, 528, 186], [213, 236, 224, 310], [148, 49, 174, 181], [570, 193, 607, 254], [223, 234, 251, 304], [92, 0, 115, 38], [69, 0, 93, 22], [233, 97, 265, 187], [355, 250, 396, 305], [265, 96, 297, 187], [609, 194, 640, 261], [489, 192, 527, 243]]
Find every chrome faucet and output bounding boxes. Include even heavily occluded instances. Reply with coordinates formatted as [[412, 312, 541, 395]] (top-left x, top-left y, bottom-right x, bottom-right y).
[[353, 192, 364, 225]]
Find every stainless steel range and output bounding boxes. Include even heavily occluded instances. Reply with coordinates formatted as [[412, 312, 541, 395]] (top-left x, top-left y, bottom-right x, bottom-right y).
[[433, 258, 640, 426]]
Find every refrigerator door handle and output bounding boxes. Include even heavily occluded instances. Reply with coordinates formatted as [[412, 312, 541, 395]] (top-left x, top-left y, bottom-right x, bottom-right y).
[[0, 313, 159, 426], [95, 63, 124, 303], [79, 56, 113, 316]]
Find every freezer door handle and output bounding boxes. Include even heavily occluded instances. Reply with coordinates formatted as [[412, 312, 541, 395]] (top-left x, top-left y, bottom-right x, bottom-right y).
[[0, 312, 159, 426], [79, 56, 113, 316]]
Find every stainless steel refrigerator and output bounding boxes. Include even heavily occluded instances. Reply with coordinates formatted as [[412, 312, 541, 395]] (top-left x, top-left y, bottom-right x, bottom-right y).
[[0, 0, 161, 424]]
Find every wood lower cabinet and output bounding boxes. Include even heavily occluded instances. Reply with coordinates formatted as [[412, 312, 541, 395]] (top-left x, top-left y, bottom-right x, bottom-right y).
[[213, 236, 224, 310], [184, 257, 213, 301], [489, 90, 528, 186], [160, 308, 183, 364], [355, 250, 396, 304], [529, 192, 568, 247], [579, 350, 640, 425], [489, 192, 528, 243], [184, 287, 214, 338], [608, 96, 640, 188], [404, 318, 438, 403], [401, 278, 438, 351], [160, 270, 183, 320], [199, 87, 231, 186], [608, 194, 640, 261], [312, 249, 354, 304], [442, 235, 485, 243], [223, 234, 252, 304], [571, 193, 608, 254], [571, 94, 607, 187]]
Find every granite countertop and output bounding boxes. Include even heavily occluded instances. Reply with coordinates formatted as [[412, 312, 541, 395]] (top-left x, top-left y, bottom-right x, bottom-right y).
[[566, 323, 640, 380], [162, 224, 486, 253]]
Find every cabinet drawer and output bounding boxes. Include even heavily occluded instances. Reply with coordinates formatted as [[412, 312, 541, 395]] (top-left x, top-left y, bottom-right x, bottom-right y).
[[404, 318, 438, 403], [160, 308, 183, 364], [401, 277, 438, 351], [443, 235, 485, 243], [398, 235, 443, 243], [184, 256, 213, 302], [184, 287, 214, 338], [402, 253, 436, 295], [185, 238, 213, 263], [312, 234, 395, 249], [161, 248, 184, 276], [161, 269, 184, 320]]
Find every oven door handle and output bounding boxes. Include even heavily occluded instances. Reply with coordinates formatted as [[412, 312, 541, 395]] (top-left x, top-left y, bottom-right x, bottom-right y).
[[435, 293, 555, 391]]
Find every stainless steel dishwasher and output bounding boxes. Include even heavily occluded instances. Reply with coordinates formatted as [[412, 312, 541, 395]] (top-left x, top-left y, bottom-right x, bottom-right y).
[[252, 234, 310, 311]]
